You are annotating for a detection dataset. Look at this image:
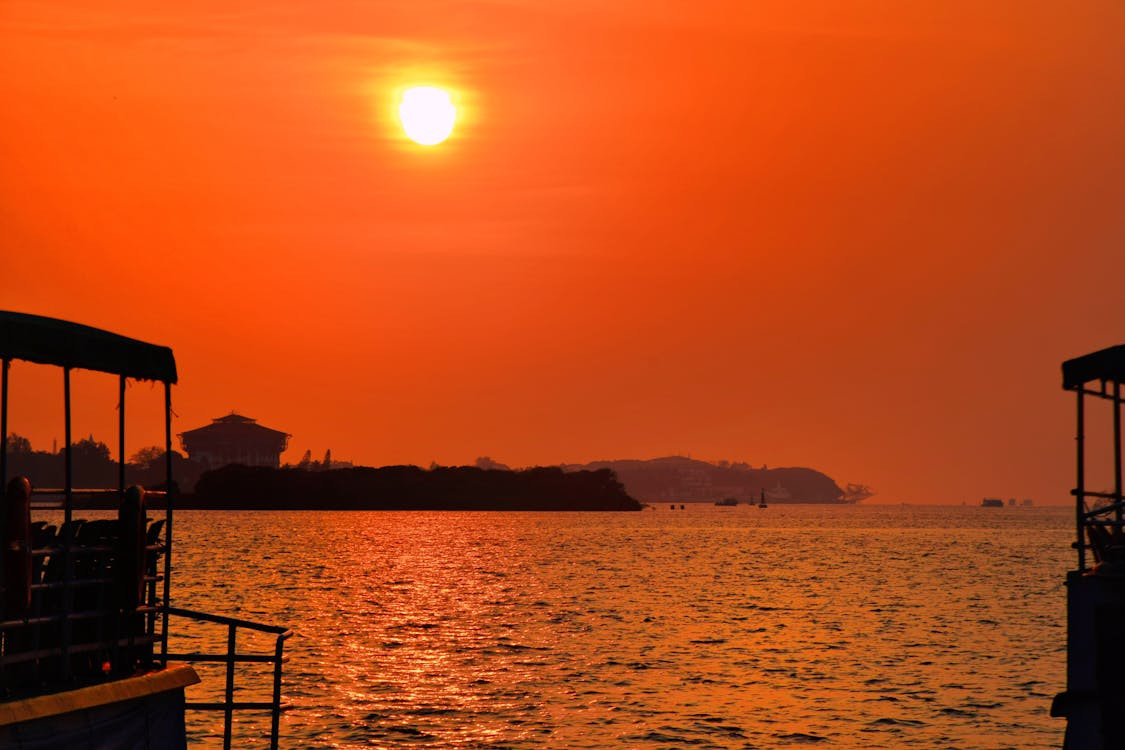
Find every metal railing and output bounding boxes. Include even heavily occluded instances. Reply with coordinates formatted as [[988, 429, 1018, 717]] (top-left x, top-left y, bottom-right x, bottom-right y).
[[165, 606, 292, 750], [1064, 353, 1125, 572], [0, 512, 166, 695]]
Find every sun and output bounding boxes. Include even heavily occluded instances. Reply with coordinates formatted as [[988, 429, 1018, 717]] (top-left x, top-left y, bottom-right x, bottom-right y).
[[398, 87, 456, 146]]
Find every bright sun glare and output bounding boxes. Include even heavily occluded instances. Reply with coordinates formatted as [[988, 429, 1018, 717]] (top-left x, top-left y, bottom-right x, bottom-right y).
[[399, 87, 456, 146]]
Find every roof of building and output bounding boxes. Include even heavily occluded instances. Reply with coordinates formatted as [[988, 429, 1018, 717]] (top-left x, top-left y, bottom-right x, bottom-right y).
[[211, 413, 258, 425], [1063, 345, 1125, 390], [179, 413, 290, 441], [0, 311, 177, 383]]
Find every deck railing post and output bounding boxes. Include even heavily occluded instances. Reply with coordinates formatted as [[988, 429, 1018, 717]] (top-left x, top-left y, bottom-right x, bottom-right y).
[[64, 367, 72, 524], [1, 358, 9, 493], [1114, 380, 1122, 528], [119, 375, 126, 495], [62, 366, 73, 680], [271, 634, 285, 750], [161, 381, 173, 665], [224, 623, 237, 750], [1077, 388, 1086, 571], [1, 358, 9, 618]]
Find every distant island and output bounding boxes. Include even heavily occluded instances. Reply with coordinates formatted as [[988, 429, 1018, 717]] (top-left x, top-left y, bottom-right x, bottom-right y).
[[3, 434, 869, 510], [556, 456, 873, 505]]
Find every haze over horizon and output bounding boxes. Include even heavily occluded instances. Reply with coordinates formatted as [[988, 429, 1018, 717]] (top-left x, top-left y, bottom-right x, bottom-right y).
[[2, 2, 1123, 505]]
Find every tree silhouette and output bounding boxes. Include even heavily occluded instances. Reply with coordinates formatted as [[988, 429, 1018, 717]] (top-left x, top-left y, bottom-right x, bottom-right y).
[[5, 434, 31, 454]]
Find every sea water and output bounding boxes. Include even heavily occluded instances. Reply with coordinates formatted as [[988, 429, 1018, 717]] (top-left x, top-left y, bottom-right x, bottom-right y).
[[169, 505, 1070, 749]]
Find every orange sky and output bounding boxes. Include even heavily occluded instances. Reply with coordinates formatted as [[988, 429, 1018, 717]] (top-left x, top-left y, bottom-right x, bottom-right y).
[[2, 1, 1123, 503]]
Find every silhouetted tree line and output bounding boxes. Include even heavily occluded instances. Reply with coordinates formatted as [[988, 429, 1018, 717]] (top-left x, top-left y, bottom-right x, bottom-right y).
[[3, 434, 204, 491], [188, 464, 643, 511]]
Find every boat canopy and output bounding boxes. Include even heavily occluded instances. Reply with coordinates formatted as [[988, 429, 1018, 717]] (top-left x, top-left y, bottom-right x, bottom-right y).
[[1062, 345, 1125, 391], [0, 311, 177, 383]]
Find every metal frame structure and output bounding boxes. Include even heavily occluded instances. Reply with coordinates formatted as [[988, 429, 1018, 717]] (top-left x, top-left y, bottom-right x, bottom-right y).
[[0, 312, 290, 747], [1062, 344, 1125, 572], [166, 607, 292, 750], [0, 313, 178, 690]]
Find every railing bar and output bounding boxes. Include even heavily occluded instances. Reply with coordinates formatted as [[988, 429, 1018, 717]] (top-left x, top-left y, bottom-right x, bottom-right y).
[[164, 652, 286, 663], [186, 702, 291, 711], [1072, 386, 1123, 401], [0, 606, 160, 628], [1073, 489, 1124, 498], [0, 635, 160, 665], [1082, 505, 1125, 519], [31, 546, 120, 557], [166, 606, 291, 634], [31, 488, 167, 496]]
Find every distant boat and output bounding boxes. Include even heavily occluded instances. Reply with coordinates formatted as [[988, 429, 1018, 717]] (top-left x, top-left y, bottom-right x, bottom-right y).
[[1022, 498, 1034, 507], [981, 497, 1004, 508], [765, 482, 791, 503], [715, 497, 738, 507], [758, 489, 768, 509]]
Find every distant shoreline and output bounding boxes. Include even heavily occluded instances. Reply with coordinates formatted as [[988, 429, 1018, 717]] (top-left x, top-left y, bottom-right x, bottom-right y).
[[178, 464, 643, 512]]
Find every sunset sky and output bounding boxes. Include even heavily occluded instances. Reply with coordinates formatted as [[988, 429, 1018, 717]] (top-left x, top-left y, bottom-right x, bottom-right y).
[[2, 1, 1123, 503]]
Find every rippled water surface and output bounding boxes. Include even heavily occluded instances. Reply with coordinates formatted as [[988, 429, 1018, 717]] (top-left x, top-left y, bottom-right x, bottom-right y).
[[168, 505, 1070, 748]]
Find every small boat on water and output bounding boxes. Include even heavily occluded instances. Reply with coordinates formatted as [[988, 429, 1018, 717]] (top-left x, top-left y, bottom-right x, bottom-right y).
[[758, 489, 767, 509], [764, 482, 790, 503], [0, 311, 291, 748], [981, 497, 1004, 508], [715, 497, 738, 507]]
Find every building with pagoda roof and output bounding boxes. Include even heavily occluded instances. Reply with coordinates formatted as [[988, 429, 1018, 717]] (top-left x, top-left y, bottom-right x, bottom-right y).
[[178, 413, 290, 470]]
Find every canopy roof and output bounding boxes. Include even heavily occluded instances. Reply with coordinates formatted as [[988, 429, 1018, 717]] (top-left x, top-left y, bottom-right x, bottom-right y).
[[180, 413, 289, 441], [1062, 345, 1125, 391], [0, 311, 177, 383]]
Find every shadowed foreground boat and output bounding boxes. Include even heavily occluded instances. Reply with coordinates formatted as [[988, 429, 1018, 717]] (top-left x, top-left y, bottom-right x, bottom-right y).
[[0, 311, 291, 749], [1053, 344, 1125, 749]]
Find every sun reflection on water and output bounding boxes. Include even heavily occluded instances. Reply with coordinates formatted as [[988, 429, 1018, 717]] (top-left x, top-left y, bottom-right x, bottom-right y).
[[169, 507, 1069, 749]]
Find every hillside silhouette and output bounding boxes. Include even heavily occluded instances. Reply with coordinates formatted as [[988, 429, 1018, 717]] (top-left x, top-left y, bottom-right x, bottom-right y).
[[563, 456, 870, 504]]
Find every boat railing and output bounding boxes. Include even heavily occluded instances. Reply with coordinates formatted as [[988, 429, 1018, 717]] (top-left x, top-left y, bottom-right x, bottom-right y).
[[1062, 346, 1125, 571], [164, 606, 292, 750], [28, 487, 168, 509], [0, 505, 166, 695]]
